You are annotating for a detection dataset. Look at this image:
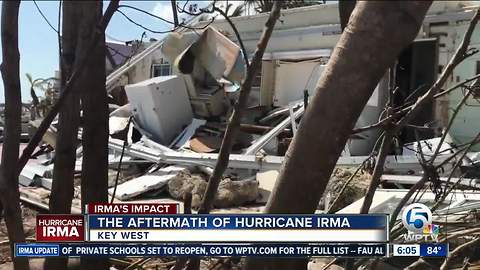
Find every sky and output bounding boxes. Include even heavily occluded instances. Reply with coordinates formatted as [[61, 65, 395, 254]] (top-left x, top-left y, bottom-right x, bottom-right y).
[[0, 0, 209, 103]]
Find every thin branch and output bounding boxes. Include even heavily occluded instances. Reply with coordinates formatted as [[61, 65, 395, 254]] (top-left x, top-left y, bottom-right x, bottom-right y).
[[326, 162, 365, 213], [327, 130, 385, 213], [351, 116, 391, 134], [429, 82, 476, 163], [360, 132, 392, 213], [198, 2, 281, 215], [395, 8, 480, 129], [405, 258, 432, 270], [440, 237, 480, 270], [434, 73, 480, 98], [435, 134, 480, 168], [110, 117, 132, 203], [439, 227, 480, 243], [175, 2, 250, 68], [389, 174, 427, 230], [213, 6, 250, 68], [389, 134, 479, 230], [171, 0, 179, 27], [357, 67, 395, 214], [33, 0, 59, 33], [118, 4, 176, 24], [359, 72, 480, 136], [432, 134, 480, 210], [177, 1, 214, 17], [117, 8, 215, 34], [320, 259, 337, 270], [116, 9, 175, 34]]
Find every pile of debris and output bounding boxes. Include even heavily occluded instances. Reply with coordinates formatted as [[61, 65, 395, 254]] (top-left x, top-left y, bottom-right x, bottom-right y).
[[18, 27, 480, 220]]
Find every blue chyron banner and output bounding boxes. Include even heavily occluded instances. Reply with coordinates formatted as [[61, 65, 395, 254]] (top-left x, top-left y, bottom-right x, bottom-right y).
[[87, 214, 387, 229], [87, 214, 389, 242]]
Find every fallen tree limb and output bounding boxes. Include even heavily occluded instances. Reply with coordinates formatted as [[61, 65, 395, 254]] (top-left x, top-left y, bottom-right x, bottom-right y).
[[440, 237, 480, 270]]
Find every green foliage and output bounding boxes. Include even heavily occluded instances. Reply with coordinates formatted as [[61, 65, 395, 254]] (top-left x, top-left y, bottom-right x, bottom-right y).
[[25, 73, 59, 118]]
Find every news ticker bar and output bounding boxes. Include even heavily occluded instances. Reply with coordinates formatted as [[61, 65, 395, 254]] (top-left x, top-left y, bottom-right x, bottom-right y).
[[15, 243, 449, 258], [16, 243, 388, 257]]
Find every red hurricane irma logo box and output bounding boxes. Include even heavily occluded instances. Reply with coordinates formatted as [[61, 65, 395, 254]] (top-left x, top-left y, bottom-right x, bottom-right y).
[[36, 215, 84, 242]]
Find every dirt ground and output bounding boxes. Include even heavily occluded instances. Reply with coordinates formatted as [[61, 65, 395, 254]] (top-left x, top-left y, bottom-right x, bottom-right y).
[[0, 204, 38, 265]]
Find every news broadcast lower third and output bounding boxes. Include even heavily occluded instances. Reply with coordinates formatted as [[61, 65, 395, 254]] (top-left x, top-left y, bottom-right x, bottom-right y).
[[16, 203, 448, 264]]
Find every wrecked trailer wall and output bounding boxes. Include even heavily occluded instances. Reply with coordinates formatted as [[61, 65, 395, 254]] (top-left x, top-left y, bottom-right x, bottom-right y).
[[127, 47, 173, 84], [427, 13, 480, 150], [109, 2, 470, 89], [105, 1, 480, 155]]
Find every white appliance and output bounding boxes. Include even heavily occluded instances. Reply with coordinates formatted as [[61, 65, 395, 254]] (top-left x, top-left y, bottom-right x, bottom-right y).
[[125, 76, 193, 145]]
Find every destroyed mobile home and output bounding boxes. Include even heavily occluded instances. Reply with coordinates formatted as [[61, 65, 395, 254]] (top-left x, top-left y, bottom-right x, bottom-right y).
[[23, 30, 480, 209], [10, 1, 480, 269]]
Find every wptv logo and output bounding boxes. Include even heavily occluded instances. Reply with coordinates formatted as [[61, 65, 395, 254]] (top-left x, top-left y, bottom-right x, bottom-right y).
[[401, 203, 440, 242]]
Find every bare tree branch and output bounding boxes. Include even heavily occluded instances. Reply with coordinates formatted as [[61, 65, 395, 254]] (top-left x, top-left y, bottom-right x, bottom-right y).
[[213, 6, 250, 68], [171, 0, 179, 27], [440, 237, 480, 270], [389, 134, 479, 230], [16, 0, 120, 175], [434, 73, 480, 98], [360, 132, 392, 213], [429, 81, 476, 162], [198, 2, 281, 214], [395, 8, 480, 129]]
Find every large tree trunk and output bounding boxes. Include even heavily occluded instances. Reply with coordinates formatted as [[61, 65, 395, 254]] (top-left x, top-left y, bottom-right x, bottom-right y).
[[245, 2, 431, 270], [44, 2, 82, 270], [0, 2, 29, 270], [78, 2, 109, 270]]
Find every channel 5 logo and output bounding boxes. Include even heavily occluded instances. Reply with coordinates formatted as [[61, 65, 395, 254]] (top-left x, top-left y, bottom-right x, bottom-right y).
[[401, 203, 439, 242], [402, 203, 432, 233]]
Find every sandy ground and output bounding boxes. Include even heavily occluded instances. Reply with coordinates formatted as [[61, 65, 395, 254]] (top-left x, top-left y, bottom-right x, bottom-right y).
[[0, 205, 37, 265]]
